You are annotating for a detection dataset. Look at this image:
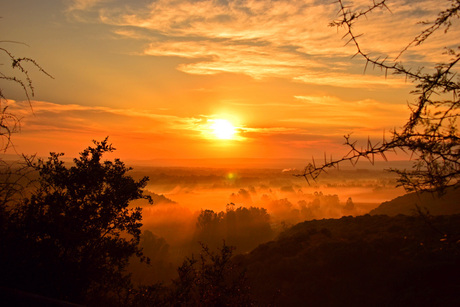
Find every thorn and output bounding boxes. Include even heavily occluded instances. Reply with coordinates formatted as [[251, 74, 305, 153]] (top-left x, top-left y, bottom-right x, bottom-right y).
[[381, 152, 388, 161]]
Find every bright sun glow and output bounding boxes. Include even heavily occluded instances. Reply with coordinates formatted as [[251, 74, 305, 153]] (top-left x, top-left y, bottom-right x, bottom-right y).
[[210, 119, 236, 140]]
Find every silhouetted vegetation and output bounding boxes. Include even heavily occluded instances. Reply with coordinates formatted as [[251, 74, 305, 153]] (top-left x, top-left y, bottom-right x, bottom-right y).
[[300, 0, 460, 194], [1, 142, 459, 306], [370, 186, 460, 216], [195, 204, 274, 253], [171, 242, 253, 306], [0, 40, 52, 151], [0, 40, 52, 235], [0, 139, 152, 304], [129, 230, 175, 286], [235, 214, 460, 306], [127, 242, 253, 307]]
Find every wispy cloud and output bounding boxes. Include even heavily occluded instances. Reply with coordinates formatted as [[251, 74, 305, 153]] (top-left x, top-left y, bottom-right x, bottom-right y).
[[65, 0, 459, 85], [113, 0, 336, 80], [31, 94, 403, 136], [289, 95, 410, 131], [293, 72, 409, 88], [4, 95, 409, 160], [8, 100, 203, 137], [66, 0, 108, 12]]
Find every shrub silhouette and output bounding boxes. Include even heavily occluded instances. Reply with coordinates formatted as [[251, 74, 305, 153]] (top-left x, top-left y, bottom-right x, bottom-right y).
[[1, 138, 152, 304], [171, 242, 253, 306]]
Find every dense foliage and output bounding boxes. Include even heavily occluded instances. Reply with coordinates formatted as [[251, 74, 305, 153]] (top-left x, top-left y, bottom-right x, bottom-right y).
[[370, 185, 460, 216], [235, 214, 460, 306], [195, 205, 274, 252], [127, 241, 253, 307], [171, 242, 253, 306], [0, 139, 151, 304]]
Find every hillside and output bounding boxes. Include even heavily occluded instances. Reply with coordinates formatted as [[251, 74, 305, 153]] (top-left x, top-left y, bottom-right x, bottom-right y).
[[369, 187, 460, 216], [234, 214, 460, 306]]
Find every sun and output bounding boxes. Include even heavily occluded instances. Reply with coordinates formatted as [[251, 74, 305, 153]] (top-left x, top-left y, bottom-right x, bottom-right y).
[[210, 119, 237, 140]]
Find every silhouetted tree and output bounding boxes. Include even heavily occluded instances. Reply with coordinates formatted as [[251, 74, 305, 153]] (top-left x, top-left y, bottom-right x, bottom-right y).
[[171, 242, 253, 306], [195, 206, 273, 252], [299, 0, 460, 194], [344, 197, 354, 211], [129, 230, 175, 286], [1, 138, 152, 304]]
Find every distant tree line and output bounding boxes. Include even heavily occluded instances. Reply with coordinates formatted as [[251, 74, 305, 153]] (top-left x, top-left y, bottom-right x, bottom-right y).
[[195, 204, 274, 253]]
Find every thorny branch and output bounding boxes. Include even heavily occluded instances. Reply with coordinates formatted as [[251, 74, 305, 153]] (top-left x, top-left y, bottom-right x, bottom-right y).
[[299, 0, 460, 194], [0, 44, 53, 152], [0, 40, 52, 212]]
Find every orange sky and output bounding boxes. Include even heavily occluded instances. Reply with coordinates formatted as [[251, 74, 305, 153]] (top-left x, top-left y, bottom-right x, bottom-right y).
[[1, 0, 458, 166]]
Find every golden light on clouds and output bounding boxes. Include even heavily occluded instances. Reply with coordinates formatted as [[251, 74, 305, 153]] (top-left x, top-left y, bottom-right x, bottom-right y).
[[88, 0, 460, 82], [3, 0, 457, 163]]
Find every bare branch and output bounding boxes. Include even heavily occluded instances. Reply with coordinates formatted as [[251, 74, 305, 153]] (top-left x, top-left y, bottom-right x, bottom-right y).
[[300, 0, 460, 194]]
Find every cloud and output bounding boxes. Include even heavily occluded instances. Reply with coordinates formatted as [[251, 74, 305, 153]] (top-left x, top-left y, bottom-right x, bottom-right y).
[[63, 0, 344, 81], [8, 96, 394, 141], [293, 72, 409, 88], [288, 95, 410, 131], [7, 100, 204, 138], [121, 0, 334, 79], [64, 0, 460, 85], [66, 0, 109, 12], [4, 95, 409, 161], [20, 93, 406, 138]]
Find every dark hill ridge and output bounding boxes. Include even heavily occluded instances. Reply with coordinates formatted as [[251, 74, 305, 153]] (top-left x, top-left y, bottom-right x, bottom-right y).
[[234, 214, 460, 307], [369, 186, 460, 216]]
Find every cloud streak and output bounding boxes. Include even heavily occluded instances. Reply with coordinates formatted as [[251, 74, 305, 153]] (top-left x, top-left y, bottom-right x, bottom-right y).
[[290, 95, 409, 131], [5, 93, 406, 161], [9, 100, 202, 138], [66, 0, 460, 85]]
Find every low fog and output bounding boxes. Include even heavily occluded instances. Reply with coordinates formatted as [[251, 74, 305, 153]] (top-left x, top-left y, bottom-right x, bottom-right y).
[[128, 166, 405, 285]]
